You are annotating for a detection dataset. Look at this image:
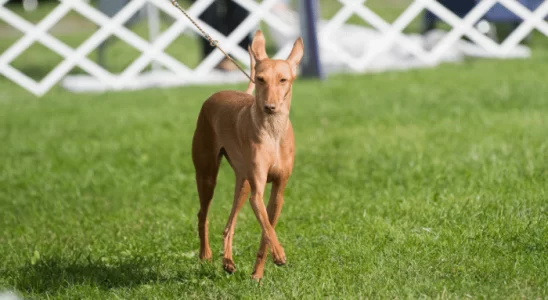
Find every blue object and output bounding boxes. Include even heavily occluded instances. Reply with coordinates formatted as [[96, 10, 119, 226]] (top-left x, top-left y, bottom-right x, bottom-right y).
[[422, 0, 546, 33], [298, 0, 324, 80], [483, 0, 545, 22]]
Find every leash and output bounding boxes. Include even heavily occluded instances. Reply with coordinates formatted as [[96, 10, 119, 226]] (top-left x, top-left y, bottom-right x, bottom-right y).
[[170, 0, 254, 83]]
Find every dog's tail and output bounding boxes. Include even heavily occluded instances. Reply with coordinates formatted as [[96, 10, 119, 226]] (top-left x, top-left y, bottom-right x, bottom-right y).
[[245, 45, 256, 95]]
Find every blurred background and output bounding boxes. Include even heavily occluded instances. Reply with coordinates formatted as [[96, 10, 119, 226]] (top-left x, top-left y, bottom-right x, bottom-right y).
[[1, 0, 548, 95]]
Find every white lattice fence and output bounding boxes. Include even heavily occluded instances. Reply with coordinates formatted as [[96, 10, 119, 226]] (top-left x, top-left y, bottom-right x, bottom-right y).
[[0, 0, 297, 96], [1, 0, 548, 96], [320, 0, 548, 72]]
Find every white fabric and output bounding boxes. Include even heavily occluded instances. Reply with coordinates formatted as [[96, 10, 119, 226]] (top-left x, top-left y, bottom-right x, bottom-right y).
[[267, 4, 531, 75]]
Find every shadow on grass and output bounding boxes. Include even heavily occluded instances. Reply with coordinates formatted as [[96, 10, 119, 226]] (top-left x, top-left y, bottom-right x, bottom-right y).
[[10, 255, 218, 293]]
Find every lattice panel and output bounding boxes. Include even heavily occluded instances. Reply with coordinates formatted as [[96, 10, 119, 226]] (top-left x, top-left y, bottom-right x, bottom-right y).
[[1, 0, 548, 96], [319, 0, 548, 72], [0, 0, 297, 96]]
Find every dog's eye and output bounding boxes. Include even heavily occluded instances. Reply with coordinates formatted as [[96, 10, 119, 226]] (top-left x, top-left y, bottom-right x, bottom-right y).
[[257, 77, 265, 83], [280, 78, 288, 83]]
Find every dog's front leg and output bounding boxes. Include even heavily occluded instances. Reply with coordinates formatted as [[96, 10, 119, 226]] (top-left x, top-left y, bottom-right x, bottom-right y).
[[252, 177, 287, 281], [248, 165, 286, 268]]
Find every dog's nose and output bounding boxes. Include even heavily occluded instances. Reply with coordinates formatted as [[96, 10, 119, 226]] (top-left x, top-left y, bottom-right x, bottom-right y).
[[264, 104, 276, 113]]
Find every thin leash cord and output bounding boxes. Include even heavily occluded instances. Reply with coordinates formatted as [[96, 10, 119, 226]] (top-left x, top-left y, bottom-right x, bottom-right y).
[[171, 0, 254, 83]]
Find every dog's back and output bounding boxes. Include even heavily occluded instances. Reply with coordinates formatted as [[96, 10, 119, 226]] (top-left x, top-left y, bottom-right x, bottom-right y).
[[192, 45, 257, 160], [192, 90, 255, 171]]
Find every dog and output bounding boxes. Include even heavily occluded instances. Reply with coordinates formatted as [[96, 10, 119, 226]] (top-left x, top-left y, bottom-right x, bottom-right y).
[[191, 30, 304, 280]]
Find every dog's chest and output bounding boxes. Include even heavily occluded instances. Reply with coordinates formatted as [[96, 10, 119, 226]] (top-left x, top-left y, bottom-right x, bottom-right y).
[[264, 137, 283, 177]]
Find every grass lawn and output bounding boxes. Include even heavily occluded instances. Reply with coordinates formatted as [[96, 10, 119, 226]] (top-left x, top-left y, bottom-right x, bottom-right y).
[[1, 1, 548, 299], [1, 57, 547, 299]]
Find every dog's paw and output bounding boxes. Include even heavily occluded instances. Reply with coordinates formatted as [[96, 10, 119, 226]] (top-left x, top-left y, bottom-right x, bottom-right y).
[[251, 271, 263, 282], [199, 250, 213, 262], [273, 255, 286, 266], [223, 258, 236, 274], [270, 247, 286, 266]]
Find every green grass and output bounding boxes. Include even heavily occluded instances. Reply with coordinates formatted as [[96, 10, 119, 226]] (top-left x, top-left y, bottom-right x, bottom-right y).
[[1, 56, 547, 299], [1, 1, 548, 299]]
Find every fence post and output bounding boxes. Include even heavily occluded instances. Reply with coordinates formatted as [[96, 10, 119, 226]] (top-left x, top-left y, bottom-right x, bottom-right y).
[[298, 0, 324, 79]]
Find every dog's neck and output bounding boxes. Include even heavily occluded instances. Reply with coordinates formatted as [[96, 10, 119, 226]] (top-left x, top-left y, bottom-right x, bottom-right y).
[[250, 97, 291, 141]]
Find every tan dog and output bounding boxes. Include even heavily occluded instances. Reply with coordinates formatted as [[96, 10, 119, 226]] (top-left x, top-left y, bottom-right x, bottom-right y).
[[191, 30, 304, 280]]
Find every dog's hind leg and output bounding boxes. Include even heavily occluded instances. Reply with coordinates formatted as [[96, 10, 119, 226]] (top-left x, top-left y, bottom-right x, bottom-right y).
[[192, 115, 222, 261], [222, 175, 250, 273]]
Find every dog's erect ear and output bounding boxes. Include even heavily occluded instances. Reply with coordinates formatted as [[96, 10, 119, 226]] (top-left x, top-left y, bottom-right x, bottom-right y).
[[248, 45, 256, 74], [286, 37, 304, 76], [245, 45, 256, 95], [250, 30, 268, 61]]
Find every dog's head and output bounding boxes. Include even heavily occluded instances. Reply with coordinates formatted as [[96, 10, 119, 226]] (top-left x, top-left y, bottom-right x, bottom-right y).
[[249, 30, 304, 116]]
